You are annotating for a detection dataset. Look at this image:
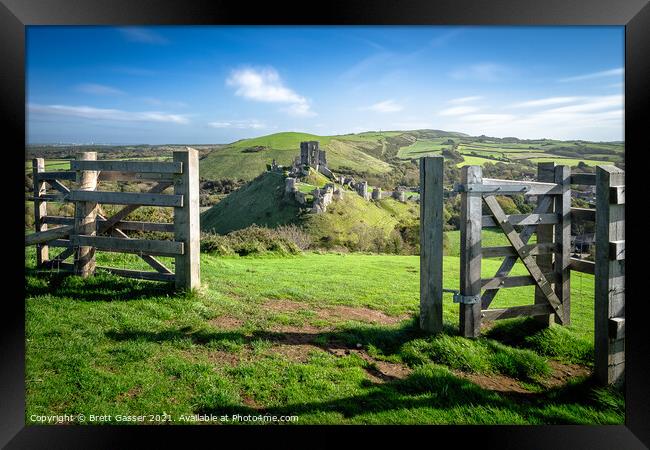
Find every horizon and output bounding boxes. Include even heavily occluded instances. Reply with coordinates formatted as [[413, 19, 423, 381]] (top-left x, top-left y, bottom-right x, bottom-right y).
[[27, 26, 624, 145]]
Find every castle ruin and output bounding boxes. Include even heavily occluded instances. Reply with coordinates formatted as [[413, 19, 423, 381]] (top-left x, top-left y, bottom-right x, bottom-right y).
[[279, 140, 413, 214]]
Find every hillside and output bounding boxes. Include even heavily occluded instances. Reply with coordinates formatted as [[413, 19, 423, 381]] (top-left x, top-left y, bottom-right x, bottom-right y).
[[199, 129, 624, 183], [200, 171, 303, 234], [201, 170, 419, 250]]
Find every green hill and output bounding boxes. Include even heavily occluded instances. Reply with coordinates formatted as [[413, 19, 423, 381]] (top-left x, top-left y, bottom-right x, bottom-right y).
[[199, 129, 624, 183], [200, 171, 302, 234], [200, 170, 419, 250]]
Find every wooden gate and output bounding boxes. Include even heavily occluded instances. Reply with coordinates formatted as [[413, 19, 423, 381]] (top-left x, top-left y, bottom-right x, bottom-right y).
[[26, 148, 200, 290], [456, 163, 571, 338]]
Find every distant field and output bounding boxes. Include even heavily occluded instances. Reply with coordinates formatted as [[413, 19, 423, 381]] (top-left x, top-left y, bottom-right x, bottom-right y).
[[527, 157, 608, 167]]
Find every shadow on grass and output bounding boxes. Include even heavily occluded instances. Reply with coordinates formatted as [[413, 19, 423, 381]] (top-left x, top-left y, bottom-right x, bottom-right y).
[[199, 368, 611, 425], [105, 317, 431, 354], [103, 319, 621, 424], [25, 268, 177, 302]]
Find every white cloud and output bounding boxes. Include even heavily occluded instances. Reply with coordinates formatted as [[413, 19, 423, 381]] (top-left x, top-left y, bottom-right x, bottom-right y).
[[226, 67, 315, 117], [118, 27, 169, 45], [439, 106, 480, 116], [141, 97, 188, 108], [510, 97, 581, 108], [542, 95, 622, 114], [449, 63, 516, 82], [558, 68, 623, 83], [448, 96, 482, 104], [28, 104, 190, 124], [208, 119, 269, 129], [76, 83, 125, 96], [361, 99, 403, 113], [437, 94, 623, 141]]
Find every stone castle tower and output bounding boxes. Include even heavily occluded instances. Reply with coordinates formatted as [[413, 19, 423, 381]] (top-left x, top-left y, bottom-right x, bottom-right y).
[[300, 141, 327, 169]]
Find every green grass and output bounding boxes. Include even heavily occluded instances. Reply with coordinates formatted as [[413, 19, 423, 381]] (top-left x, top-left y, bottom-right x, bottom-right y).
[[26, 245, 622, 425], [200, 171, 302, 234]]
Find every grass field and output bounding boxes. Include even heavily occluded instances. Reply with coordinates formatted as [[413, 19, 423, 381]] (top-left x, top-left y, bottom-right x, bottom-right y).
[[25, 243, 622, 425]]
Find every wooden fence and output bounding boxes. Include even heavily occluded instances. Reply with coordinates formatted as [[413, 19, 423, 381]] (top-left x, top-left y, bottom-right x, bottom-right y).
[[419, 157, 625, 386], [26, 148, 200, 290]]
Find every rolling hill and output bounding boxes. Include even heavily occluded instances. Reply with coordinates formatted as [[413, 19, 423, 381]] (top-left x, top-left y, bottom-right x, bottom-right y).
[[199, 129, 624, 182], [200, 169, 419, 250]]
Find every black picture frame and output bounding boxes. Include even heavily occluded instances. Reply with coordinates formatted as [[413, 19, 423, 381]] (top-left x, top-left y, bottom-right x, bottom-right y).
[[3, 0, 648, 447]]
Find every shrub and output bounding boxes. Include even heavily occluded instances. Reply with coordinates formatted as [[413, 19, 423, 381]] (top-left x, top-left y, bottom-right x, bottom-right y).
[[201, 225, 303, 256]]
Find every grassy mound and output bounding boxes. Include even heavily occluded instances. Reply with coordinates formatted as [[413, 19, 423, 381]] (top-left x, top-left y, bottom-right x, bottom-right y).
[[200, 171, 302, 234]]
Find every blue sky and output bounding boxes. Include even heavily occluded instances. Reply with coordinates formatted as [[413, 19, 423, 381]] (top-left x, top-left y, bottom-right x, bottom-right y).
[[26, 26, 624, 144]]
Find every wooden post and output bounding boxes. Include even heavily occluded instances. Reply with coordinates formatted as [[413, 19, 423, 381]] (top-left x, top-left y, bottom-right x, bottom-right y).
[[554, 165, 571, 325], [595, 165, 625, 387], [419, 156, 444, 333], [460, 165, 482, 338], [173, 147, 200, 290], [73, 152, 98, 277], [32, 158, 49, 266], [534, 162, 555, 326]]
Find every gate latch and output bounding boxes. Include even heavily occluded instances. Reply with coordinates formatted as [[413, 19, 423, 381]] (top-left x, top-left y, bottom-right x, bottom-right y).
[[443, 288, 480, 305], [453, 292, 480, 305]]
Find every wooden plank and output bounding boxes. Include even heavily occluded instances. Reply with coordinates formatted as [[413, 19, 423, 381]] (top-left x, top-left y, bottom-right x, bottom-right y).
[[96, 182, 173, 234], [71, 160, 182, 174], [570, 257, 595, 274], [534, 162, 556, 327], [570, 173, 596, 186], [173, 148, 201, 290], [73, 152, 98, 278], [68, 190, 183, 207], [41, 261, 75, 272], [419, 156, 444, 333], [595, 165, 625, 387], [106, 224, 173, 275], [571, 207, 596, 222], [97, 266, 175, 282], [480, 194, 553, 309], [43, 216, 174, 233], [482, 243, 559, 258], [47, 239, 72, 248], [25, 225, 73, 246], [48, 179, 71, 194], [481, 304, 555, 321], [482, 272, 560, 290], [610, 186, 625, 204], [32, 158, 49, 266], [97, 171, 175, 182], [608, 317, 625, 340], [459, 165, 482, 338], [26, 194, 69, 202], [36, 170, 77, 181], [483, 194, 565, 322], [609, 240, 625, 261], [554, 165, 572, 325], [70, 235, 184, 257], [481, 213, 559, 228], [479, 178, 562, 195]]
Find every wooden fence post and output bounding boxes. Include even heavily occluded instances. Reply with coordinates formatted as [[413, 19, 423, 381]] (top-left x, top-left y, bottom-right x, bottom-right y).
[[173, 147, 200, 291], [554, 165, 571, 325], [460, 165, 482, 338], [535, 162, 555, 326], [595, 165, 625, 386], [32, 158, 49, 267], [419, 156, 444, 333], [73, 152, 98, 277]]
